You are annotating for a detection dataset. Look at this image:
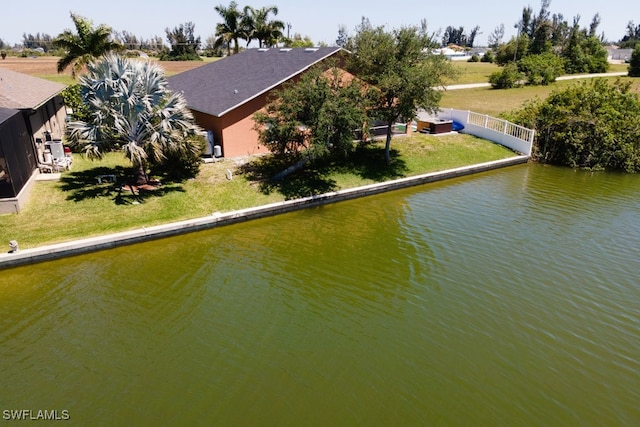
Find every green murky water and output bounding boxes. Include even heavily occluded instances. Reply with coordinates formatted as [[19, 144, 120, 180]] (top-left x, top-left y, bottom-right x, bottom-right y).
[[1, 163, 639, 426]]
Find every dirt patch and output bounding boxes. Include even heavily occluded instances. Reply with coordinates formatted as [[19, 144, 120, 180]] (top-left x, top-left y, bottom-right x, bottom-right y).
[[0, 56, 207, 77], [0, 56, 70, 76]]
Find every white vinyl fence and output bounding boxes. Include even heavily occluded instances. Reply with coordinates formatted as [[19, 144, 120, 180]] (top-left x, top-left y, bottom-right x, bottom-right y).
[[436, 108, 534, 156]]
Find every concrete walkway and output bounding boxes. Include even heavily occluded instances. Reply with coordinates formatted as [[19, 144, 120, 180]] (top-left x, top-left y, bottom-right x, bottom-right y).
[[444, 71, 628, 90], [0, 156, 529, 270]]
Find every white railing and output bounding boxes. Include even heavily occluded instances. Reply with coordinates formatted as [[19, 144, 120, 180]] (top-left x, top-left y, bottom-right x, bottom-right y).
[[436, 109, 534, 156]]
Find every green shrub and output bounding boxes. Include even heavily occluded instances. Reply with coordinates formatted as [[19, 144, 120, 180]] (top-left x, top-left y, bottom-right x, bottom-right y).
[[629, 44, 640, 77], [149, 133, 205, 181], [510, 79, 640, 172], [489, 63, 524, 89], [468, 54, 480, 62], [517, 52, 564, 85], [60, 84, 92, 124], [158, 51, 202, 61], [19, 49, 44, 58], [481, 50, 494, 63]]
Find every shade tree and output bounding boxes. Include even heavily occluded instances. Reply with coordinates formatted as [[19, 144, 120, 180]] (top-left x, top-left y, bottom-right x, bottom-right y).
[[253, 63, 368, 167], [346, 22, 456, 163]]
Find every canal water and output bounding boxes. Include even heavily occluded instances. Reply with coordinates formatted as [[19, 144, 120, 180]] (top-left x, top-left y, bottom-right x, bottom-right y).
[[1, 163, 639, 426]]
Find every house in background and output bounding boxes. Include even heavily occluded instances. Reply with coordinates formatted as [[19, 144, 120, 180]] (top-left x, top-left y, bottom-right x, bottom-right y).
[[606, 46, 633, 63], [167, 47, 345, 158], [0, 68, 67, 213]]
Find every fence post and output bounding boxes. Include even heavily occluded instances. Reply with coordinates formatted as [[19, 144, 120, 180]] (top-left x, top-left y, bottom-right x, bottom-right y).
[[528, 129, 535, 156]]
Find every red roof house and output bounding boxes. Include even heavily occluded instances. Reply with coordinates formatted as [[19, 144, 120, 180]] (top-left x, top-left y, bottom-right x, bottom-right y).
[[167, 47, 345, 158]]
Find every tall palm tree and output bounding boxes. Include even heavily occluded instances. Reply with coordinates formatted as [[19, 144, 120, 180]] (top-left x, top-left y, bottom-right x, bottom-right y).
[[53, 12, 121, 78], [242, 6, 284, 48], [214, 1, 243, 55], [240, 6, 257, 47], [66, 54, 201, 184]]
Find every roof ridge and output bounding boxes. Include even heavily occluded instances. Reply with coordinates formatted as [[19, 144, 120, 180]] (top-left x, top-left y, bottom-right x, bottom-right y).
[[167, 47, 344, 118]]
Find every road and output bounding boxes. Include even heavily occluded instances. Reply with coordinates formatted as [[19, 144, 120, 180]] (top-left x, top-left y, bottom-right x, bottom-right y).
[[444, 71, 629, 90]]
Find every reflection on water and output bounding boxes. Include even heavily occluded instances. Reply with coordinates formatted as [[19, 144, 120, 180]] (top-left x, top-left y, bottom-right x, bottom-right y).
[[1, 163, 639, 425]]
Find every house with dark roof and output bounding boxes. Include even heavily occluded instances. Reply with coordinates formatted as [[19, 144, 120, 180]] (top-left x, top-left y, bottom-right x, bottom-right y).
[[167, 47, 345, 158], [0, 68, 67, 213]]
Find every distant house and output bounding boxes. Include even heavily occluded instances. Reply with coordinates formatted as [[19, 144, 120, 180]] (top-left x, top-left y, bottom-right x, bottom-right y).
[[167, 47, 345, 158], [0, 68, 67, 213], [432, 47, 472, 61], [606, 46, 633, 63]]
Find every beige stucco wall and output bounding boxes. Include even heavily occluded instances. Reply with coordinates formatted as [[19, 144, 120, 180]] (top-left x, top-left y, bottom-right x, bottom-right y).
[[28, 95, 67, 162], [29, 95, 66, 140]]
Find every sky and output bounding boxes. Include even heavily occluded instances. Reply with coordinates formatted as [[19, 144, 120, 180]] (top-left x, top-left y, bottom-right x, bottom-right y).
[[1, 0, 637, 48]]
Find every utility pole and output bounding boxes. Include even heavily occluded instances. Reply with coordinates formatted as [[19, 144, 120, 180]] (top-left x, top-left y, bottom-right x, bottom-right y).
[[513, 22, 521, 62]]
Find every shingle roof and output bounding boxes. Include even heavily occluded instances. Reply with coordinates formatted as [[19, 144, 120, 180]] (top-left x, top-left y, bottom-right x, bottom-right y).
[[167, 47, 343, 117], [0, 107, 20, 125], [0, 68, 66, 110]]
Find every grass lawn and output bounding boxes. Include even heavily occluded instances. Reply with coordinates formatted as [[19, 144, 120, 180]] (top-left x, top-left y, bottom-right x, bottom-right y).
[[445, 62, 500, 85], [0, 134, 516, 249], [445, 61, 630, 85], [441, 76, 640, 116]]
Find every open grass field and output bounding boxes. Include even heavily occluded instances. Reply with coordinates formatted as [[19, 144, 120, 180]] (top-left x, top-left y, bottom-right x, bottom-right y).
[[440, 75, 640, 116], [444, 61, 629, 85], [0, 55, 213, 86], [0, 134, 516, 249]]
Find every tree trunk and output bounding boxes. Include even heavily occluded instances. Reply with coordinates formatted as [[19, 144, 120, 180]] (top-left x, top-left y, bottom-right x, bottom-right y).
[[272, 156, 311, 181], [134, 163, 148, 185], [384, 120, 393, 164]]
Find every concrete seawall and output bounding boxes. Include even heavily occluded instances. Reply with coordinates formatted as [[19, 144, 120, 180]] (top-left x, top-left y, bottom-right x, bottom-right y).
[[0, 155, 529, 270]]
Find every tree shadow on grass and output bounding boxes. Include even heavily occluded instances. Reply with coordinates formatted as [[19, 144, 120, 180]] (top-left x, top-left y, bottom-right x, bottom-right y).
[[240, 156, 337, 200], [239, 144, 408, 199], [59, 165, 185, 205], [340, 144, 408, 182]]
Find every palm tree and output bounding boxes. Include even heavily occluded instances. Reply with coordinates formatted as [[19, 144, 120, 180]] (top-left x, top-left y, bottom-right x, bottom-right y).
[[66, 54, 201, 184], [240, 6, 257, 47], [53, 12, 121, 78], [214, 1, 243, 55], [242, 6, 284, 48]]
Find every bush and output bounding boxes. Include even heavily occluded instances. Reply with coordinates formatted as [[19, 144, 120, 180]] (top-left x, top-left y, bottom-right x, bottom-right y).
[[468, 54, 480, 62], [509, 79, 640, 172], [489, 63, 524, 89], [60, 84, 92, 123], [481, 50, 494, 63], [629, 44, 640, 77], [517, 52, 564, 85], [148, 133, 205, 181], [158, 51, 202, 61], [19, 49, 44, 58]]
